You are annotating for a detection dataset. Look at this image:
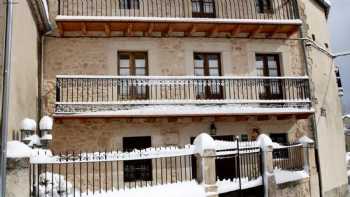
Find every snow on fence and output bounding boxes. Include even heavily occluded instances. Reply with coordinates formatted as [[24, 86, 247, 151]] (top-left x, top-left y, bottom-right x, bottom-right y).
[[272, 143, 304, 171], [30, 145, 197, 197]]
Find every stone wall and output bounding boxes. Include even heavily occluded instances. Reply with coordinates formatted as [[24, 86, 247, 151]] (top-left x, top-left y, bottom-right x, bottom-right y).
[[42, 36, 306, 115], [51, 116, 310, 152], [6, 158, 30, 197], [273, 178, 311, 197]]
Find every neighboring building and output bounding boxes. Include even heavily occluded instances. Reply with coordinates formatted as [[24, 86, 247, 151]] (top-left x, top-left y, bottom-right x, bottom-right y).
[[335, 66, 343, 96], [344, 115, 350, 151], [1, 0, 347, 196], [0, 0, 50, 140]]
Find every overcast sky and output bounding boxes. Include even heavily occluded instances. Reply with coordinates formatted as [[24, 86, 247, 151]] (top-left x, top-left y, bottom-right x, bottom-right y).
[[328, 0, 350, 114]]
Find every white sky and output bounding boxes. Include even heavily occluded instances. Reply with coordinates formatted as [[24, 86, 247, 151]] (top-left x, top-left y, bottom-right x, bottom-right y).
[[328, 0, 350, 114]]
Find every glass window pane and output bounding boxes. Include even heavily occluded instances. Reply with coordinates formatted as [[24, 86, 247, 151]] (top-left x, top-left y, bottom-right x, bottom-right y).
[[135, 68, 146, 76], [208, 59, 218, 68], [120, 68, 130, 76], [209, 68, 219, 76], [195, 68, 204, 76], [192, 0, 201, 12], [203, 1, 214, 13], [135, 59, 145, 68]]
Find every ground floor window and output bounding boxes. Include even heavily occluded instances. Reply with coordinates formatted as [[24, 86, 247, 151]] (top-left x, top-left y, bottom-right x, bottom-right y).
[[123, 136, 152, 182]]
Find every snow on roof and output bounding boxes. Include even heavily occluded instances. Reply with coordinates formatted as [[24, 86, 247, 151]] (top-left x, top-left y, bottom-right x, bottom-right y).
[[55, 104, 314, 118], [39, 116, 53, 130], [343, 114, 350, 119], [20, 118, 37, 130], [193, 133, 215, 155], [6, 141, 33, 158]]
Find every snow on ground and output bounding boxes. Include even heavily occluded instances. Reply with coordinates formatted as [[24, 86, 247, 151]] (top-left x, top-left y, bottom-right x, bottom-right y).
[[6, 141, 33, 158], [273, 169, 309, 184], [217, 177, 263, 194], [81, 181, 205, 197]]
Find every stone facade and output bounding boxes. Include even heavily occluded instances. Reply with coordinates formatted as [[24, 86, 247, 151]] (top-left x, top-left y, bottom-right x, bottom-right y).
[[51, 116, 310, 152]]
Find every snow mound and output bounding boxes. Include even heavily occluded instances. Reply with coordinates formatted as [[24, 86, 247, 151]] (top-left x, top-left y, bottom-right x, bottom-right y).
[[39, 116, 53, 130], [193, 133, 215, 155], [298, 135, 314, 145], [274, 169, 309, 184], [256, 134, 273, 148], [7, 141, 32, 158], [21, 118, 36, 130]]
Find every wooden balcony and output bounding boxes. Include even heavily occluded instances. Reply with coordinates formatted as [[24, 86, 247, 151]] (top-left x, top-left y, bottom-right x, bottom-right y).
[[54, 75, 312, 118], [56, 0, 301, 38]]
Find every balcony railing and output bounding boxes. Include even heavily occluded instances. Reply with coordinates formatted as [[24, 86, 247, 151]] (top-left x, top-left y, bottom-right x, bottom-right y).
[[55, 75, 310, 109], [57, 0, 299, 20]]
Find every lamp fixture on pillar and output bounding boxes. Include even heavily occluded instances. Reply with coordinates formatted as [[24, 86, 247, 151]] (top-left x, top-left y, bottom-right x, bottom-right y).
[[210, 123, 217, 136]]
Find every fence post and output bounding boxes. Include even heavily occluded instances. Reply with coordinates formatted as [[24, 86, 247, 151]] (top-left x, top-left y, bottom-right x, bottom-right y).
[[193, 133, 218, 197], [298, 136, 320, 197], [257, 134, 276, 197]]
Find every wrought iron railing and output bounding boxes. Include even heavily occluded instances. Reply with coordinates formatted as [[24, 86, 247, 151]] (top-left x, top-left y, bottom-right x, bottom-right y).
[[57, 0, 299, 20], [55, 75, 310, 105], [273, 144, 304, 171]]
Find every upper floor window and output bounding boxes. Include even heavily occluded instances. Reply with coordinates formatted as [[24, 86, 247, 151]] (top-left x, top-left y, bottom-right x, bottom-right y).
[[192, 0, 216, 18], [120, 0, 140, 9], [256, 0, 272, 13]]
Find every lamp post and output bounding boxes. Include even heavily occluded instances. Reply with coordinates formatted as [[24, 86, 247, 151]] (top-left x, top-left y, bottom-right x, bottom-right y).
[[39, 116, 53, 148]]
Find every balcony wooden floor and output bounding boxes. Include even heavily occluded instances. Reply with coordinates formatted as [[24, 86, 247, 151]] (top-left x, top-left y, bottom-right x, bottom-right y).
[[56, 17, 301, 38]]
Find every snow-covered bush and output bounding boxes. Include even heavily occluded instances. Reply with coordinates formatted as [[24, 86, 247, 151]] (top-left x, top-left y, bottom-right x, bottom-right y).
[[38, 172, 76, 197]]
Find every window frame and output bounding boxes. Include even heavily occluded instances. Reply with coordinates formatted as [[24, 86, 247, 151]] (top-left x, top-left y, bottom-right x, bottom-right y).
[[123, 136, 152, 182], [193, 52, 223, 99], [119, 0, 140, 9], [192, 0, 216, 18], [117, 51, 149, 100]]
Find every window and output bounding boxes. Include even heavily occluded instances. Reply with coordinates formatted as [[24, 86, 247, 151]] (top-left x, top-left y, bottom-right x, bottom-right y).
[[270, 133, 289, 159], [255, 54, 282, 100], [120, 0, 140, 9], [256, 0, 272, 13], [118, 52, 148, 99], [123, 136, 152, 182], [335, 66, 343, 96], [194, 53, 222, 99], [192, 0, 215, 18]]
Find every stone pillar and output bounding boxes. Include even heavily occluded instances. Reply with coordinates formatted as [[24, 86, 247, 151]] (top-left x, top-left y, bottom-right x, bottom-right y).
[[6, 158, 30, 197], [193, 133, 218, 197], [301, 141, 320, 197], [195, 149, 217, 197], [262, 145, 276, 197]]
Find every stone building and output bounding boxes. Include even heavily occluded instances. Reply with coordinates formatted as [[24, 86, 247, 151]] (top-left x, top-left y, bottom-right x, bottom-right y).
[[1, 0, 347, 196]]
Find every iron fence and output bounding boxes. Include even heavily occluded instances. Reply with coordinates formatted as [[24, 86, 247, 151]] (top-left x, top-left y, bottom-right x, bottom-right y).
[[272, 144, 304, 171], [215, 141, 263, 194], [57, 0, 299, 20], [30, 149, 194, 197], [56, 76, 310, 104]]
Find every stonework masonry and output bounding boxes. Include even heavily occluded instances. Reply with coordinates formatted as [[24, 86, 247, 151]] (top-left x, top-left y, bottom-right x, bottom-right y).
[[51, 116, 310, 152]]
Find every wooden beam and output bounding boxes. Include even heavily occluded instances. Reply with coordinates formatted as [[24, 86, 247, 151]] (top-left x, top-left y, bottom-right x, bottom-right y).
[[145, 23, 154, 37], [127, 23, 133, 36], [287, 26, 299, 38], [235, 116, 249, 122], [57, 23, 64, 37], [104, 23, 111, 37], [276, 115, 293, 120], [231, 25, 241, 37], [208, 25, 219, 37], [81, 22, 87, 35], [267, 25, 282, 38], [256, 115, 270, 121], [162, 24, 174, 37], [185, 24, 196, 37], [249, 25, 263, 38], [295, 114, 310, 120]]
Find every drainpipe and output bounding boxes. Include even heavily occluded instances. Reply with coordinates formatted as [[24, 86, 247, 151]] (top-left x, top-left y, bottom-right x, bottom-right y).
[[0, 0, 14, 196], [293, 0, 323, 196]]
